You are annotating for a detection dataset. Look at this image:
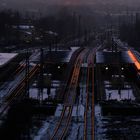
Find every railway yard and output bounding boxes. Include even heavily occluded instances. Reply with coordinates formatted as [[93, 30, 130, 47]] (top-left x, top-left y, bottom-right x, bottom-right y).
[[0, 38, 140, 140]]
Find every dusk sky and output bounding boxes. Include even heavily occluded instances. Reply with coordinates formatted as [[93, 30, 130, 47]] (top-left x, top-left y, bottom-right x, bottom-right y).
[[1, 0, 140, 13], [1, 0, 139, 6]]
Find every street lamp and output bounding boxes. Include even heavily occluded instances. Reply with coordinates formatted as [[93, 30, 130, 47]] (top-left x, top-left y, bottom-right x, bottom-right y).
[[58, 66, 61, 69], [105, 67, 109, 70]]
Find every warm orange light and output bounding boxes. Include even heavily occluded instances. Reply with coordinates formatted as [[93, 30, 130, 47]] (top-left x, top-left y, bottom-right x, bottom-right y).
[[128, 50, 140, 70]]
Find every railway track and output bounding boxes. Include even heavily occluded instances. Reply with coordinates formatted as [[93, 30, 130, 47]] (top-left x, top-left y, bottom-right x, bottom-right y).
[[0, 65, 39, 116], [0, 52, 41, 117], [14, 63, 26, 75], [84, 48, 96, 140], [50, 48, 89, 140], [7, 64, 39, 100]]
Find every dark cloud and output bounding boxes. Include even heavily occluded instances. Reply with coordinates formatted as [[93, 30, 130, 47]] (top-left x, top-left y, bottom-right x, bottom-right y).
[[0, 0, 140, 12], [1, 0, 139, 5]]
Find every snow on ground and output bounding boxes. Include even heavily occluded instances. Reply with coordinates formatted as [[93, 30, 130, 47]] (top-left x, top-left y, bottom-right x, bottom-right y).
[[29, 88, 56, 100], [55, 104, 84, 117], [67, 123, 84, 140], [104, 80, 135, 101], [95, 105, 107, 140], [0, 70, 25, 103], [95, 104, 102, 116], [33, 121, 50, 140], [32, 116, 57, 140], [0, 53, 18, 67], [29, 88, 48, 99], [66, 47, 79, 62], [105, 89, 135, 100], [29, 51, 40, 62], [72, 105, 84, 117], [67, 124, 79, 140], [41, 118, 59, 140], [30, 80, 60, 99], [52, 83, 85, 139], [52, 80, 60, 88], [55, 104, 63, 117]]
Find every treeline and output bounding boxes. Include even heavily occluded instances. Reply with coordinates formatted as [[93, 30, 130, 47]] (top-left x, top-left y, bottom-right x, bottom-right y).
[[119, 14, 140, 50], [0, 10, 20, 41], [0, 9, 94, 48], [0, 10, 34, 46]]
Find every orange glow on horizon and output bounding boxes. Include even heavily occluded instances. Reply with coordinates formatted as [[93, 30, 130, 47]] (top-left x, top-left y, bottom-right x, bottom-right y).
[[128, 50, 140, 70]]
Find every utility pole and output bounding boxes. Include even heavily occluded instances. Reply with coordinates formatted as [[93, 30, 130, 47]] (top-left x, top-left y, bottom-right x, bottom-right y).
[[76, 84, 80, 122], [73, 12, 76, 46], [38, 48, 44, 103], [55, 35, 58, 52], [78, 15, 81, 46], [25, 49, 30, 98]]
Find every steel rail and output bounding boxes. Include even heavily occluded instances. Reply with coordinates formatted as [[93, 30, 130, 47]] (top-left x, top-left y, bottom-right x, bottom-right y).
[[50, 49, 88, 140], [84, 48, 97, 140], [0, 65, 39, 116]]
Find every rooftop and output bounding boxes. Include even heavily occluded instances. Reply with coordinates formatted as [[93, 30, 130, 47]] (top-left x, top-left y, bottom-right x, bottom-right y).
[[96, 51, 133, 64], [0, 53, 18, 67]]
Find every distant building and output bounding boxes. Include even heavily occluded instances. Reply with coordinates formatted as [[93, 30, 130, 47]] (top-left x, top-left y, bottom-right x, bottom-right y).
[[12, 25, 35, 43]]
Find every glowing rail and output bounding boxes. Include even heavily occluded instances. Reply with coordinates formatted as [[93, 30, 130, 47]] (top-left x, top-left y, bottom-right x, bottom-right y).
[[50, 49, 89, 140], [128, 50, 140, 70], [0, 65, 39, 117]]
